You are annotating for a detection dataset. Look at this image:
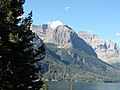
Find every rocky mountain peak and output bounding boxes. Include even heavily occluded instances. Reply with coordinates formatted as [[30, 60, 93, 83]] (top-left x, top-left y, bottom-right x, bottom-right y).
[[45, 25, 74, 48], [32, 24, 48, 34], [78, 31, 120, 64], [32, 24, 97, 57]]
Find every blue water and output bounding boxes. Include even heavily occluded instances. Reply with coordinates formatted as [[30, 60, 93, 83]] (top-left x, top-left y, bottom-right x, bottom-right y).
[[48, 81, 120, 90]]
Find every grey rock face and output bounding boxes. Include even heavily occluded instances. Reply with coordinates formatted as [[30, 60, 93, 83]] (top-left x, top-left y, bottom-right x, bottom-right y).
[[78, 31, 120, 64], [32, 24, 48, 38], [31, 25, 120, 82], [32, 25, 97, 57]]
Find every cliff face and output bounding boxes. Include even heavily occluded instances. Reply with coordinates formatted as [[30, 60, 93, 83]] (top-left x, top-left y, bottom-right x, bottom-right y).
[[32, 24, 120, 82], [32, 25, 120, 64], [32, 25, 97, 57], [78, 31, 120, 64]]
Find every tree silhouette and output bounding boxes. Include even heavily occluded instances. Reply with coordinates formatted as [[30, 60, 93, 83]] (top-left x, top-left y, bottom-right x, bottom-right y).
[[0, 0, 45, 90]]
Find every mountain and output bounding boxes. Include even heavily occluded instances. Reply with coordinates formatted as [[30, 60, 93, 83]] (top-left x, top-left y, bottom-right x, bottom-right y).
[[32, 24, 120, 82], [112, 63, 120, 70], [32, 25, 97, 57], [78, 31, 120, 64]]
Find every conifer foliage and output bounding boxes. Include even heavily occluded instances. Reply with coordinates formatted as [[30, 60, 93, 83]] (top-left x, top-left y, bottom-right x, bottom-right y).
[[0, 0, 45, 90]]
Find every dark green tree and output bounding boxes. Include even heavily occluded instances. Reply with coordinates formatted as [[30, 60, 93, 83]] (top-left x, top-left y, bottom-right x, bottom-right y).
[[0, 0, 45, 90]]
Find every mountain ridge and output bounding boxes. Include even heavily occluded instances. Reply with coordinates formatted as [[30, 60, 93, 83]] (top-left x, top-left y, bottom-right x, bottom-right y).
[[32, 24, 97, 57], [78, 31, 120, 64], [32, 24, 120, 82]]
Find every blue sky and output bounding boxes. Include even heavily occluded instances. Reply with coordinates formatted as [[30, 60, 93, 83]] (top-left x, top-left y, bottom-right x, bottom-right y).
[[24, 0, 120, 46]]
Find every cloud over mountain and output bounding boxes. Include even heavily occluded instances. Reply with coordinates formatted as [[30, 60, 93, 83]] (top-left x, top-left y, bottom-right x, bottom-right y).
[[50, 20, 63, 29]]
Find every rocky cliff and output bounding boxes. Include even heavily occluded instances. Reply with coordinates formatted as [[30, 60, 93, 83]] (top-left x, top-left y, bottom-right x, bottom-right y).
[[78, 31, 120, 64], [32, 25, 97, 57], [32, 24, 120, 82]]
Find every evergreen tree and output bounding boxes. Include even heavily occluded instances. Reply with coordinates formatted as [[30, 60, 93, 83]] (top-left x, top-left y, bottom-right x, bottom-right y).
[[40, 78, 48, 90], [0, 0, 45, 90]]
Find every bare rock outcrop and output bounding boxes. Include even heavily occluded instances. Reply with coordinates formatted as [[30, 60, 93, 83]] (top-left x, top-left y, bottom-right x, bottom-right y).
[[78, 31, 120, 64], [32, 25, 97, 57]]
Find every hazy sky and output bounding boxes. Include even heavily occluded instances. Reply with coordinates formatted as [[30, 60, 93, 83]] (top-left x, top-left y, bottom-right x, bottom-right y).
[[24, 0, 120, 46]]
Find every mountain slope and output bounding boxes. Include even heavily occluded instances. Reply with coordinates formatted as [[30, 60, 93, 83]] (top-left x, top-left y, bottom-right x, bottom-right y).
[[44, 43, 120, 81], [78, 31, 120, 64], [32, 25, 97, 57], [32, 24, 120, 82]]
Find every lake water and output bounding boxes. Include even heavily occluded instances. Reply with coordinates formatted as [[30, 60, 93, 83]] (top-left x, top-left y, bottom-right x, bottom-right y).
[[48, 81, 120, 90]]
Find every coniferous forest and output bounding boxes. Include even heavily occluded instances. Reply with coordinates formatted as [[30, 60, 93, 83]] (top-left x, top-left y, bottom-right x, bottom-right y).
[[0, 0, 45, 90]]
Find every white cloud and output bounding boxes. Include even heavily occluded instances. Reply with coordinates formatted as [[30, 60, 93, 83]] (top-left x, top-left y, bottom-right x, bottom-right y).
[[64, 6, 70, 10], [50, 20, 63, 29], [115, 33, 120, 36]]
